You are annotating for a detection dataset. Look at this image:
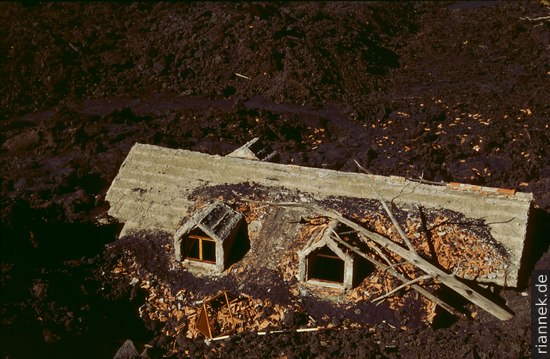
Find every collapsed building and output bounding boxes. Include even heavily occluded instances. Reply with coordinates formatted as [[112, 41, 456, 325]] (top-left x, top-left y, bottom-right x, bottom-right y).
[[105, 140, 533, 293]]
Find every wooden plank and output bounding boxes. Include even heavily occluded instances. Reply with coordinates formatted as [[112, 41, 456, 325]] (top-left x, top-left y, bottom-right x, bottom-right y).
[[248, 200, 514, 321], [330, 231, 460, 316]]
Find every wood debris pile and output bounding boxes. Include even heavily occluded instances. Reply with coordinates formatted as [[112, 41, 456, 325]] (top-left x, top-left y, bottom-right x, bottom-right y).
[[112, 258, 314, 349], [275, 207, 510, 322], [106, 183, 515, 354], [352, 213, 509, 281], [407, 218, 509, 279], [139, 284, 312, 341], [186, 291, 304, 339], [278, 217, 331, 282], [233, 200, 269, 225]]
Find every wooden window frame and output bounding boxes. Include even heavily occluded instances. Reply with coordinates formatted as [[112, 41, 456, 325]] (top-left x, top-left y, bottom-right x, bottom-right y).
[[187, 235, 216, 264]]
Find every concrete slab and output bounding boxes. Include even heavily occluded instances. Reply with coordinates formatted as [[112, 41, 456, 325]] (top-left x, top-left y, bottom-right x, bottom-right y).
[[106, 143, 533, 287]]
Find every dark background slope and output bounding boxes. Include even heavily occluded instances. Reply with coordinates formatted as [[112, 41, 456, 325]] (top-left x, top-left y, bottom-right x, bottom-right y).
[[1, 2, 549, 358]]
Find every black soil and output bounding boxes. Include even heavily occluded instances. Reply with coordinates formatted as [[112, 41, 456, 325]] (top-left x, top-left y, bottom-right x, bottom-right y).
[[1, 2, 549, 358]]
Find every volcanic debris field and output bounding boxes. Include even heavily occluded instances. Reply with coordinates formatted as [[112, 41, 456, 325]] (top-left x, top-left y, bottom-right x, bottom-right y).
[[1, 2, 550, 358]]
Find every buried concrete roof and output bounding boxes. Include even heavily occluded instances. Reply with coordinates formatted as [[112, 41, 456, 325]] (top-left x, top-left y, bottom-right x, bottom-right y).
[[105, 143, 533, 287]]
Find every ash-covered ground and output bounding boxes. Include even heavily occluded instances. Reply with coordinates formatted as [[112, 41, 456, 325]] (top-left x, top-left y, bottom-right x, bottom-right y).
[[1, 2, 549, 358]]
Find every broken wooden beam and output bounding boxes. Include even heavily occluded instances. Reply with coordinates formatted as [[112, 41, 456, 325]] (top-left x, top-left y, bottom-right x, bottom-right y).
[[246, 200, 514, 321], [329, 229, 461, 317], [353, 159, 417, 253]]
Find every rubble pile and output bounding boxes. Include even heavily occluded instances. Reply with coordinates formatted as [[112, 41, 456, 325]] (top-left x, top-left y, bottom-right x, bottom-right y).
[[111, 256, 314, 351], [278, 217, 331, 283], [275, 217, 438, 322], [352, 212, 510, 280], [106, 185, 515, 351]]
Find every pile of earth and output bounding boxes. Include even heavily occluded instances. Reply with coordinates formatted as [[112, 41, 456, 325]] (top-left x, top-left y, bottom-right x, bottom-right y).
[[1, 1, 549, 358]]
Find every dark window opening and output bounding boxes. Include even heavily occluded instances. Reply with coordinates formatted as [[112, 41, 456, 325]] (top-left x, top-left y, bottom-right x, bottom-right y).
[[202, 239, 216, 262], [185, 229, 216, 263], [227, 221, 250, 266], [307, 246, 345, 283], [186, 236, 201, 260]]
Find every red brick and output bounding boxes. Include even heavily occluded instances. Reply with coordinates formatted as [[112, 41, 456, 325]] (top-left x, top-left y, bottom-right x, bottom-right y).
[[497, 188, 516, 196]]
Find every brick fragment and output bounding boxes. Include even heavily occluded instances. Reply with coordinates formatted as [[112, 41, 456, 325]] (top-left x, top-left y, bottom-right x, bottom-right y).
[[497, 188, 516, 196], [447, 182, 461, 189]]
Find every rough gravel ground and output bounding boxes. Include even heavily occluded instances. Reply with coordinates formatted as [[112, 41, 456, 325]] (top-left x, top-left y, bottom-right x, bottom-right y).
[[1, 2, 549, 358]]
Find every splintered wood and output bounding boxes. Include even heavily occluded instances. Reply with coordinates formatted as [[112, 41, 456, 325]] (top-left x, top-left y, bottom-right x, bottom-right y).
[[280, 201, 513, 320], [140, 286, 303, 341], [235, 201, 267, 224], [354, 213, 510, 281], [192, 292, 238, 338], [279, 217, 330, 282], [109, 185, 516, 353]]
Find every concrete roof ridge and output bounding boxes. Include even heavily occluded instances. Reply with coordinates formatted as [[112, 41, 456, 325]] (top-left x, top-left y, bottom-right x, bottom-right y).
[[128, 142, 532, 202]]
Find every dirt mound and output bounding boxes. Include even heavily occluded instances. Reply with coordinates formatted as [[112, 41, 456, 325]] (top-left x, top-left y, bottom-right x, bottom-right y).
[[1, 1, 549, 358]]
